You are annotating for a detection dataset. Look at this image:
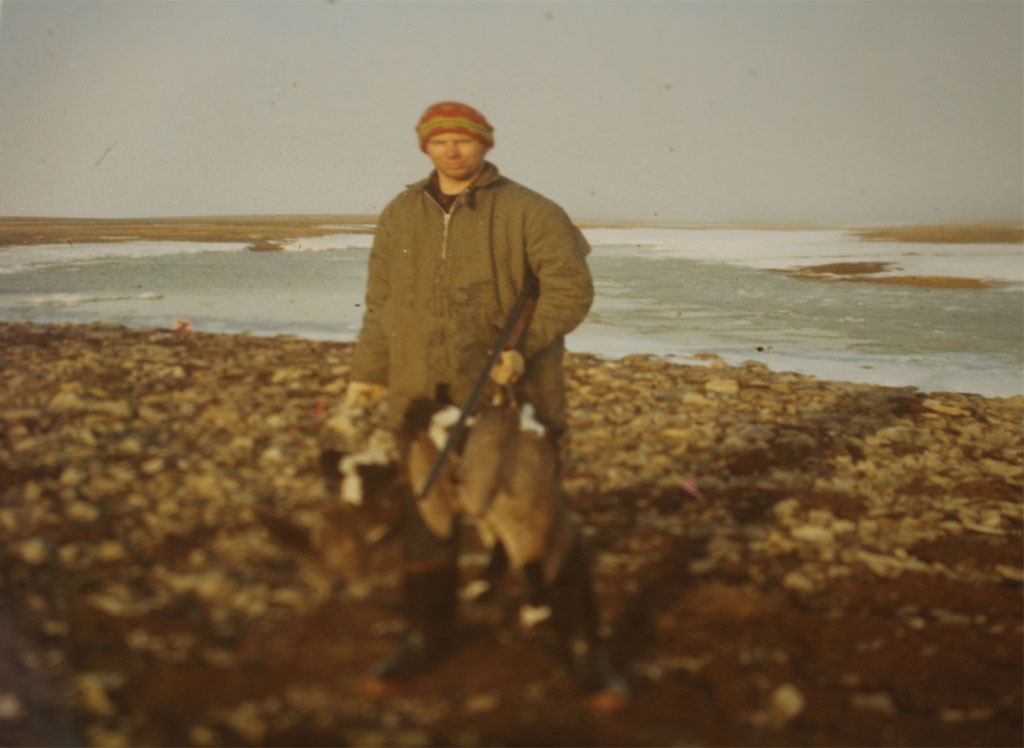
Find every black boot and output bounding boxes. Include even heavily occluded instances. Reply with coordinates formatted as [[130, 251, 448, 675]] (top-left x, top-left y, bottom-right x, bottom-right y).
[[465, 541, 509, 602], [369, 563, 458, 681], [549, 543, 630, 704]]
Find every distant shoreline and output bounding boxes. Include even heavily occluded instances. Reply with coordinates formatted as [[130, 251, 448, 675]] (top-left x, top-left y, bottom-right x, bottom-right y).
[[0, 215, 376, 248], [0, 215, 1021, 248]]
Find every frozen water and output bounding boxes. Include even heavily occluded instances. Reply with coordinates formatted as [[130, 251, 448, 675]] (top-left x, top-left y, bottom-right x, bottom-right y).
[[0, 228, 1019, 396]]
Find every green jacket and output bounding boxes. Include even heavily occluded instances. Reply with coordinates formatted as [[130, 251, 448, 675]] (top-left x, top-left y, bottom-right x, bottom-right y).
[[351, 162, 593, 433]]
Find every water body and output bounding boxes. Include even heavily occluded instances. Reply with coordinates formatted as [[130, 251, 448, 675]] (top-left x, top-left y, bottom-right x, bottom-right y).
[[0, 229, 1020, 397]]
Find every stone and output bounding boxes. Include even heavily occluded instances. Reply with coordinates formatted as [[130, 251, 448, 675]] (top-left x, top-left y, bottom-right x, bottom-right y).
[[922, 399, 969, 417], [771, 683, 806, 721], [791, 524, 835, 545], [18, 538, 48, 565], [75, 673, 119, 716], [850, 691, 898, 716], [67, 501, 100, 523], [0, 693, 26, 721], [705, 378, 740, 395], [782, 571, 816, 593], [464, 693, 501, 714]]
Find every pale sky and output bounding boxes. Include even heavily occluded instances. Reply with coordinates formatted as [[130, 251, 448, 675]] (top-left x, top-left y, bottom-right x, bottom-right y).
[[0, 0, 1021, 225]]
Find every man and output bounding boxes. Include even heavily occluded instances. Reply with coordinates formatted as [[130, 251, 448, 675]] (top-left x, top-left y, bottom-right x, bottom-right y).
[[346, 101, 593, 434], [345, 101, 604, 694]]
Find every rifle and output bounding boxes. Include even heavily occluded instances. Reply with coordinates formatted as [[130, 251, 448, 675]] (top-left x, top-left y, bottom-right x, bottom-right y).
[[416, 275, 539, 500]]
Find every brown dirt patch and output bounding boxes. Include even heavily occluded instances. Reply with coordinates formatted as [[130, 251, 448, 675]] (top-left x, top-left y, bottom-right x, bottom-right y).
[[853, 225, 1023, 245], [787, 261, 895, 276], [778, 262, 1009, 289]]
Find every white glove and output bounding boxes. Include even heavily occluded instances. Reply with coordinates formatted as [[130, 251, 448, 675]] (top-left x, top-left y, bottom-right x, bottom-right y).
[[490, 350, 525, 386], [343, 380, 389, 409]]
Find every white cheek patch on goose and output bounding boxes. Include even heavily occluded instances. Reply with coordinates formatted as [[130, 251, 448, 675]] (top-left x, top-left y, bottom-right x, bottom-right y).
[[339, 451, 391, 505], [518, 404, 547, 437], [429, 405, 467, 451]]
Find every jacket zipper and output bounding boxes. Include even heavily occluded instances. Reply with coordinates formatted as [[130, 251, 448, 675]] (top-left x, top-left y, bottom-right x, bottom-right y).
[[441, 209, 452, 261], [425, 190, 459, 379], [425, 190, 455, 261]]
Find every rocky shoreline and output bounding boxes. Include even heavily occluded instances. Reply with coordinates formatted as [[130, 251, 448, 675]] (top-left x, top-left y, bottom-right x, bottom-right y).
[[1, 321, 1021, 747]]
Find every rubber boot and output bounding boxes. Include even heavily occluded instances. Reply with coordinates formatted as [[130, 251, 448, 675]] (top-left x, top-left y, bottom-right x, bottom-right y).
[[464, 541, 509, 602], [549, 542, 631, 711], [368, 564, 458, 682]]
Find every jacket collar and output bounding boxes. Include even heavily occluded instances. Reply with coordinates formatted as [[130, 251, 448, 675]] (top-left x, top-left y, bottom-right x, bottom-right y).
[[408, 161, 501, 197]]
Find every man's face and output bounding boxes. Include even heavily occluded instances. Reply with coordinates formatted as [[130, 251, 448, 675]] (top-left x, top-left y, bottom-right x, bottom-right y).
[[425, 134, 490, 186]]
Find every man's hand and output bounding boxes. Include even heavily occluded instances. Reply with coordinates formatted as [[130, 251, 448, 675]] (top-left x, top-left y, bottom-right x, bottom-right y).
[[491, 350, 525, 386], [344, 380, 389, 409]]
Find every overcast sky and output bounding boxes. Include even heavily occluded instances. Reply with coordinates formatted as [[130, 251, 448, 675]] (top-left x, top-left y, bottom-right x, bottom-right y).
[[0, 0, 1021, 225]]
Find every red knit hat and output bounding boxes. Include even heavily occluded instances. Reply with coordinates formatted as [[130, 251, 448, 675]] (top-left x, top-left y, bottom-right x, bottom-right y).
[[416, 101, 494, 152]]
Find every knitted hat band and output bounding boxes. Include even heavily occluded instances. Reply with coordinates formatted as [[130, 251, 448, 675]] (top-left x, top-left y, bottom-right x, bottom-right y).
[[416, 102, 494, 151]]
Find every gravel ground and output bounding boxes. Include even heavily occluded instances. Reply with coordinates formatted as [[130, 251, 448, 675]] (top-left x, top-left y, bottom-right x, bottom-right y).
[[1, 321, 1021, 747]]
